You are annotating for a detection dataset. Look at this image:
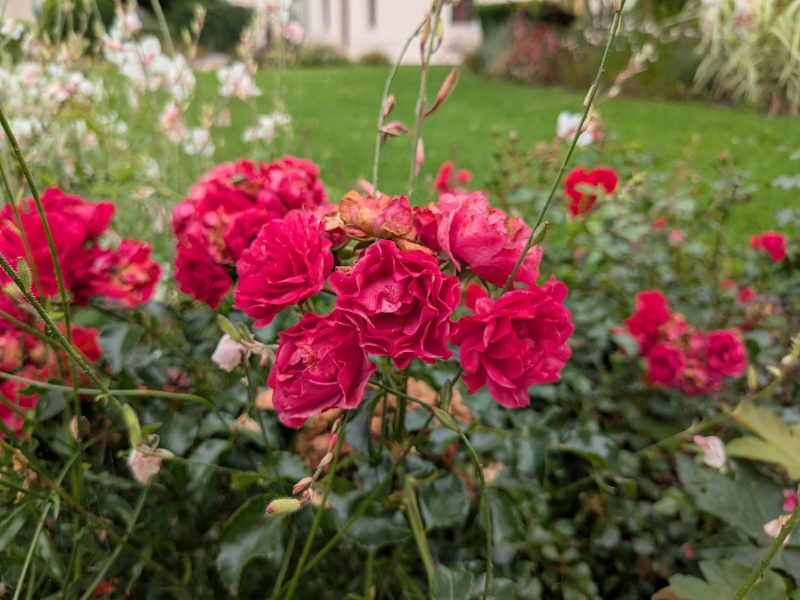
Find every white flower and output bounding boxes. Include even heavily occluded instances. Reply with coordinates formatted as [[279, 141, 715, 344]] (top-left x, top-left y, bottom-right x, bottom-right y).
[[283, 21, 305, 46], [128, 448, 162, 485], [763, 514, 792, 547], [217, 61, 262, 101], [159, 102, 188, 144], [242, 112, 291, 143], [556, 111, 597, 147], [692, 435, 726, 471], [211, 334, 250, 372], [124, 10, 143, 34], [182, 127, 214, 157], [1, 19, 24, 41]]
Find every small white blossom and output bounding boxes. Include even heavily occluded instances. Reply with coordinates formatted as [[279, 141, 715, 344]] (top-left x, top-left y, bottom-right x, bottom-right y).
[[242, 112, 291, 143], [217, 61, 262, 101], [692, 435, 726, 471], [1, 19, 24, 41], [763, 514, 792, 547], [556, 111, 598, 148], [182, 127, 214, 158], [211, 334, 250, 372], [283, 21, 305, 46]]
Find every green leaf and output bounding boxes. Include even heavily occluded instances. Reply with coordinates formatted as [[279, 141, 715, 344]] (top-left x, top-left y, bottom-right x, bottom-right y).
[[727, 403, 800, 479], [667, 560, 788, 600], [216, 494, 284, 591], [676, 454, 783, 541], [344, 513, 411, 550], [187, 439, 229, 491], [432, 564, 473, 600], [417, 473, 469, 529], [559, 431, 617, 470], [99, 322, 144, 373]]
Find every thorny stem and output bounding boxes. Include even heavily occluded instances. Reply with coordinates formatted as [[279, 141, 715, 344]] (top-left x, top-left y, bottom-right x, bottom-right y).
[[372, 19, 425, 192], [408, 1, 444, 198], [501, 0, 628, 294], [733, 500, 800, 600], [284, 414, 350, 600], [78, 485, 150, 600]]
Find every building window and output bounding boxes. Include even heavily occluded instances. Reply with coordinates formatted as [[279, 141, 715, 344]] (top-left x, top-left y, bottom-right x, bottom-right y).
[[368, 0, 377, 28], [323, 0, 331, 31], [452, 0, 474, 23]]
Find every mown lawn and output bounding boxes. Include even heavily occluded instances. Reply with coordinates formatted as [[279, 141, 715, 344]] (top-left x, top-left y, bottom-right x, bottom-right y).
[[192, 65, 800, 240]]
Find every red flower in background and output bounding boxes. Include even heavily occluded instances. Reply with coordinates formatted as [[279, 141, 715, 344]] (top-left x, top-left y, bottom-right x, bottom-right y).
[[416, 192, 543, 287], [234, 211, 333, 327], [0, 379, 37, 438], [451, 279, 573, 408], [705, 329, 747, 377], [563, 167, 618, 217], [646, 343, 686, 386], [751, 231, 787, 262], [329, 240, 461, 369], [172, 157, 328, 306], [268, 311, 376, 428], [434, 161, 473, 195], [623, 291, 673, 354]]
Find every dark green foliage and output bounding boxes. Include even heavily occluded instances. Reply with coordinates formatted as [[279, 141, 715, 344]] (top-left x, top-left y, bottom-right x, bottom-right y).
[[164, 0, 250, 53]]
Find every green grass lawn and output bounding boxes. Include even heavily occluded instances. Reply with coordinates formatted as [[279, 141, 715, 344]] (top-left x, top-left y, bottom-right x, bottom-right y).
[[195, 66, 800, 240]]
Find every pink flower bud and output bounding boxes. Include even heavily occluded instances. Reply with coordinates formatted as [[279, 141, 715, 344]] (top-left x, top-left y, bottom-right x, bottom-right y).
[[317, 452, 333, 470], [293, 476, 314, 495], [327, 433, 339, 453], [415, 139, 424, 176], [784, 490, 798, 512]]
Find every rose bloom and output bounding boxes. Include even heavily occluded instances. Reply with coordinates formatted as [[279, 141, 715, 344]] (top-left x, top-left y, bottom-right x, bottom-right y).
[[623, 290, 672, 354], [434, 161, 473, 195], [646, 342, 686, 386], [329, 240, 461, 369], [235, 211, 333, 326], [704, 329, 747, 377], [563, 167, 618, 217], [673, 333, 723, 396], [0, 189, 114, 297], [450, 279, 573, 408], [172, 157, 328, 305], [751, 231, 787, 262], [415, 192, 543, 287], [336, 192, 416, 243], [737, 287, 756, 305], [267, 311, 376, 428], [0, 380, 37, 438], [73, 240, 161, 307]]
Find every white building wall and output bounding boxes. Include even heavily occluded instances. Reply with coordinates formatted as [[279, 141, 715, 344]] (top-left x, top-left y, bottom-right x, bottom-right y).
[[4, 0, 36, 21], [298, 0, 482, 65]]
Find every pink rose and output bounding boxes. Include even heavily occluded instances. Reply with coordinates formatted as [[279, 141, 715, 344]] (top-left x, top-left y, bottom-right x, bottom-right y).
[[329, 240, 461, 369], [451, 279, 573, 408], [423, 192, 543, 287], [646, 343, 686, 386], [259, 156, 328, 212], [751, 231, 787, 262], [563, 167, 618, 217], [705, 329, 747, 377], [268, 311, 376, 428], [234, 211, 333, 326]]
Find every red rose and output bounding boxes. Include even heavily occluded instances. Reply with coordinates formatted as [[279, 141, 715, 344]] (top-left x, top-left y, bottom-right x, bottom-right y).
[[423, 192, 543, 287], [73, 241, 161, 307], [623, 291, 672, 354], [465, 283, 489, 312], [172, 157, 328, 305], [751, 231, 787, 262], [259, 156, 328, 212], [434, 162, 455, 194], [174, 242, 232, 308], [234, 211, 333, 327], [413, 206, 441, 252], [267, 311, 376, 428], [329, 240, 461, 369], [705, 329, 747, 376], [646, 343, 686, 386], [563, 167, 618, 217], [451, 279, 573, 408], [0, 379, 37, 438], [0, 190, 114, 297], [737, 287, 756, 305]]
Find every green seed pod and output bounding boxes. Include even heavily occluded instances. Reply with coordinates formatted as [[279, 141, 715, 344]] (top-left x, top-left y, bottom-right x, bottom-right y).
[[266, 497, 302, 516]]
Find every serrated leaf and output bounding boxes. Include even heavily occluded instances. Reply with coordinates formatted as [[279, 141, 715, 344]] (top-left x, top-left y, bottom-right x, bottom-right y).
[[667, 560, 787, 600], [216, 494, 283, 591]]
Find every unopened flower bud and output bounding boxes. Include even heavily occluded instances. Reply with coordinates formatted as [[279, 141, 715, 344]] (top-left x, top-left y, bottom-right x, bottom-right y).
[[747, 365, 758, 392], [382, 95, 395, 119], [15, 258, 31, 294], [292, 476, 314, 495], [266, 497, 302, 516], [583, 83, 596, 109], [327, 433, 339, 453], [530, 222, 549, 247], [300, 488, 314, 506], [780, 354, 797, 369], [317, 452, 334, 470]]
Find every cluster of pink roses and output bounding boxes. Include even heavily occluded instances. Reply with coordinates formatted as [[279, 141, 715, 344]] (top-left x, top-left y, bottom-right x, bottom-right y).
[[622, 290, 747, 396], [172, 157, 328, 308], [180, 158, 574, 428], [751, 231, 787, 263], [0, 189, 160, 436]]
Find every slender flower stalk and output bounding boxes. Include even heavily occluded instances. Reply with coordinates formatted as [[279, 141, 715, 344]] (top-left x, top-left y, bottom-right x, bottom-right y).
[[501, 0, 628, 294]]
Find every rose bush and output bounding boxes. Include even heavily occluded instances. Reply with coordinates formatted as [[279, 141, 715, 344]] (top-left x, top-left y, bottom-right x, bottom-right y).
[[0, 3, 799, 600]]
